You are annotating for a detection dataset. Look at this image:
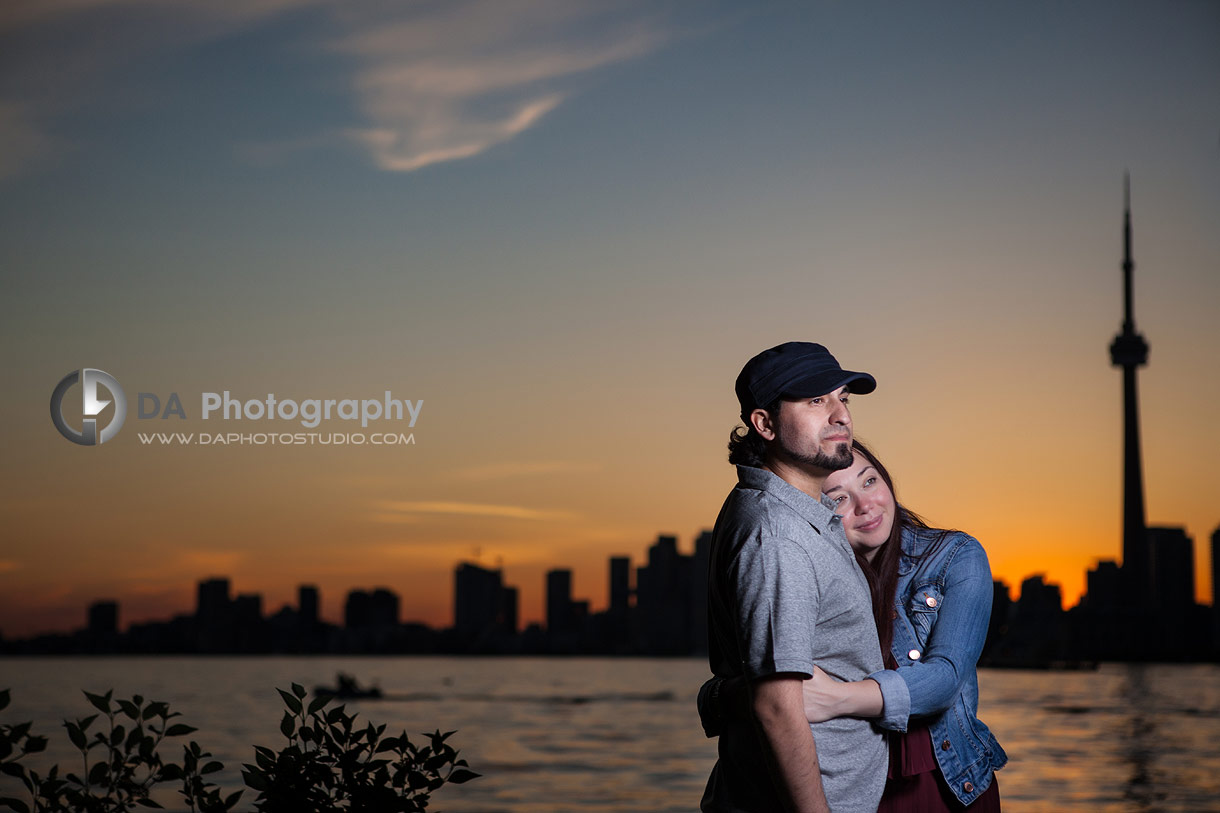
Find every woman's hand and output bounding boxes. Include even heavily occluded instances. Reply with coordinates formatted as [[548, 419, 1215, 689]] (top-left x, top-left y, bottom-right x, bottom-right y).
[[801, 665, 845, 723], [802, 666, 885, 722]]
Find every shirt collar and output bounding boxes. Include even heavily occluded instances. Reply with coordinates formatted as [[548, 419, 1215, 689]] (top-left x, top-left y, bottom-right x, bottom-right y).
[[735, 465, 843, 535]]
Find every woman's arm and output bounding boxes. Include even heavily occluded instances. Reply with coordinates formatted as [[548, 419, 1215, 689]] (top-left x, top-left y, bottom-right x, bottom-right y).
[[800, 666, 882, 722], [894, 536, 994, 720], [800, 535, 993, 729]]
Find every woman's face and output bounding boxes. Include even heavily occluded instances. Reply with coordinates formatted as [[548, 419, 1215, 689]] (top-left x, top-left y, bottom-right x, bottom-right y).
[[822, 450, 896, 561]]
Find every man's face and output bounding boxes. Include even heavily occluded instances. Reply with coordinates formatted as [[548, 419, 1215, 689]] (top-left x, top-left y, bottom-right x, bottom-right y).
[[767, 386, 854, 473]]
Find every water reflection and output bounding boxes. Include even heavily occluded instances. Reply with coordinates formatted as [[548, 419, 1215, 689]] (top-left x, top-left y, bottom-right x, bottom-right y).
[[1119, 664, 1157, 810], [987, 662, 1220, 812], [0, 658, 1217, 812]]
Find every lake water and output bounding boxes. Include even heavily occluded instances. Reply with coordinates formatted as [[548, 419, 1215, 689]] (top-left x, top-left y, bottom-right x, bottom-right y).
[[1, 657, 1218, 812]]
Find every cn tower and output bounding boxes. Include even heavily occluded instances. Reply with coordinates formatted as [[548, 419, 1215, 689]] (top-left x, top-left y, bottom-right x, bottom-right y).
[[1108, 174, 1150, 597]]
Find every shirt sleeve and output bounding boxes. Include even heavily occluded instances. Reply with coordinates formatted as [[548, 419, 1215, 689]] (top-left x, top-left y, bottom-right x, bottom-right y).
[[730, 535, 819, 680]]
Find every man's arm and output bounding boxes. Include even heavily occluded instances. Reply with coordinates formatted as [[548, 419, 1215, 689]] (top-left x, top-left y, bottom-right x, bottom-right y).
[[751, 675, 829, 813]]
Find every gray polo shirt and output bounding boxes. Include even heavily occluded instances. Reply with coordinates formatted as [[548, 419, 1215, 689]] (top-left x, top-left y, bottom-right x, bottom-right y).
[[702, 465, 887, 813]]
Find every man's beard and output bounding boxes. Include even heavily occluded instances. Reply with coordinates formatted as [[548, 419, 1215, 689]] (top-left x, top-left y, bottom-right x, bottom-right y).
[[775, 434, 853, 472]]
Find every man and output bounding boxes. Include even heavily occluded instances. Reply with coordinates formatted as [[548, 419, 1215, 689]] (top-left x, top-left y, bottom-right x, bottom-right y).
[[702, 342, 888, 813]]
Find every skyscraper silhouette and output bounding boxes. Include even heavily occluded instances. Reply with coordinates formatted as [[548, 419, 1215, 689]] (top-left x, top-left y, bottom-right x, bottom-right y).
[[196, 577, 233, 652], [545, 569, 575, 636], [1211, 526, 1220, 651], [299, 585, 319, 629], [87, 600, 119, 637], [1109, 174, 1150, 600], [453, 562, 517, 649]]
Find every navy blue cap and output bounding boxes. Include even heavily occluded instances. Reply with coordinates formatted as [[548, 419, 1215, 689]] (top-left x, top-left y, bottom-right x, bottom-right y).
[[735, 342, 876, 421]]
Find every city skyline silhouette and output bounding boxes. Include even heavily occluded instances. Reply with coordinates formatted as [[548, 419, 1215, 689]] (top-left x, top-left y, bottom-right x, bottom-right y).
[[4, 523, 1216, 663]]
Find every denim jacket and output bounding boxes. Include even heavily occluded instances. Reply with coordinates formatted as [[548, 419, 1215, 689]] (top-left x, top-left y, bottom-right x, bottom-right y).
[[870, 526, 1008, 806]]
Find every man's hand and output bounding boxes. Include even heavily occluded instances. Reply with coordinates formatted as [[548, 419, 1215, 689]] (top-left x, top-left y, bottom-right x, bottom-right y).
[[751, 675, 830, 813]]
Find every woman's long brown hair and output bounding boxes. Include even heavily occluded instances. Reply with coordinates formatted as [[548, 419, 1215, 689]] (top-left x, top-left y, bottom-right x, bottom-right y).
[[848, 439, 937, 670]]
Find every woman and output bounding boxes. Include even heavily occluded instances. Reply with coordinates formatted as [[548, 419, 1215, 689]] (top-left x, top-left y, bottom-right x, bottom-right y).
[[698, 440, 1006, 811]]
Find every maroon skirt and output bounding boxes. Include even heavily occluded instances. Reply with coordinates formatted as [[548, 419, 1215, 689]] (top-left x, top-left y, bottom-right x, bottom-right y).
[[876, 725, 1001, 813]]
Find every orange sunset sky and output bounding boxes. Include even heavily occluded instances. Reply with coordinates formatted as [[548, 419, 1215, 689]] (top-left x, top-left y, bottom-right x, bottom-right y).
[[2, 0, 1218, 638]]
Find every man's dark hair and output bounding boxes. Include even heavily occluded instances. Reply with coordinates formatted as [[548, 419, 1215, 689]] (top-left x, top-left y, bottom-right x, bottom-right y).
[[726, 397, 781, 467]]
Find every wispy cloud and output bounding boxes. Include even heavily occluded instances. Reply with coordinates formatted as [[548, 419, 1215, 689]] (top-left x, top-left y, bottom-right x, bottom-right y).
[[0, 560, 20, 574], [451, 460, 599, 482], [0, 0, 679, 177], [374, 500, 576, 522], [0, 102, 65, 180], [0, 0, 122, 30], [329, 0, 672, 172], [178, 549, 247, 574], [0, 0, 328, 179]]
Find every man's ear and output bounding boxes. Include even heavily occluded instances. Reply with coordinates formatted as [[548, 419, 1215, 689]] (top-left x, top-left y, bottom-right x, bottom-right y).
[[749, 407, 776, 441]]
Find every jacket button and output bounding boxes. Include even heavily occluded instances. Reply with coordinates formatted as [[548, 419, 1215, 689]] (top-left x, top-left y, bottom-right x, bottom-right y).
[[963, 782, 974, 794], [908, 649, 921, 660], [941, 739, 951, 751], [925, 596, 938, 607]]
